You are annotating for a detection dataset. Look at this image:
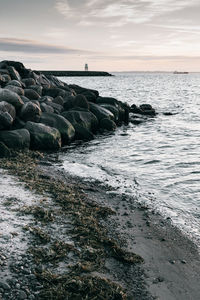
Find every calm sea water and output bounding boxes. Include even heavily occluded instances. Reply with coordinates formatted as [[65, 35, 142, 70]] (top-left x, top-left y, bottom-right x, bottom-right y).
[[59, 73, 200, 246]]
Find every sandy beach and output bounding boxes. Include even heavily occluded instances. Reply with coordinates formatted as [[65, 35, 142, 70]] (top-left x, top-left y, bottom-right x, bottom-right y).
[[0, 151, 199, 299]]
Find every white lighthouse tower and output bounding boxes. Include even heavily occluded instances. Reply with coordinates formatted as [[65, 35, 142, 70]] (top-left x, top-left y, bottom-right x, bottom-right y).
[[85, 63, 88, 71]]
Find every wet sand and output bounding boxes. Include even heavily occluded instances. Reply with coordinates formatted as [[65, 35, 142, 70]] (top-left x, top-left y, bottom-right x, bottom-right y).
[[0, 152, 200, 299]]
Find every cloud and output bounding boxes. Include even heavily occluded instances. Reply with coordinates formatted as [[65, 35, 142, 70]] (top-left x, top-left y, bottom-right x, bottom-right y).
[[0, 38, 93, 55], [55, 0, 200, 27], [90, 54, 200, 61]]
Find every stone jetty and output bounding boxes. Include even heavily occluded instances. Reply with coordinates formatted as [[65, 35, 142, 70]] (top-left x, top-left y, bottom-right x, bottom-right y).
[[35, 70, 113, 77], [0, 60, 128, 154]]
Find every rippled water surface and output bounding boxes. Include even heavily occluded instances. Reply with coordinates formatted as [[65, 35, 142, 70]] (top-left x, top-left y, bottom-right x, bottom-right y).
[[60, 73, 200, 246]]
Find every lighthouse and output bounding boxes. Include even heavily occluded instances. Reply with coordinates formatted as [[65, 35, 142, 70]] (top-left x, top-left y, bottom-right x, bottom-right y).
[[84, 63, 88, 71]]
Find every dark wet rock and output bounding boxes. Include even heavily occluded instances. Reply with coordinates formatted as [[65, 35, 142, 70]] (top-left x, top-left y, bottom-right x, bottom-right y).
[[5, 85, 24, 96], [74, 94, 89, 110], [25, 121, 61, 150], [1, 74, 12, 84], [130, 104, 141, 114], [163, 112, 176, 116], [22, 78, 36, 87], [81, 91, 97, 103], [39, 112, 75, 145], [28, 85, 43, 96], [40, 103, 54, 114], [12, 117, 26, 129], [42, 87, 65, 98], [7, 66, 21, 81], [89, 102, 114, 122], [100, 118, 117, 131], [62, 108, 98, 133], [73, 123, 94, 141], [0, 111, 13, 129], [139, 104, 156, 116], [24, 89, 40, 100], [53, 96, 64, 106], [0, 282, 11, 290], [47, 102, 63, 114], [0, 142, 11, 157], [63, 95, 75, 110], [0, 60, 25, 76], [99, 104, 119, 122], [20, 102, 42, 122], [21, 96, 31, 103], [45, 75, 65, 87], [0, 128, 30, 149], [0, 101, 16, 119], [6, 80, 22, 88], [0, 68, 9, 75], [0, 88, 24, 110], [17, 290, 27, 299], [96, 96, 118, 107], [68, 84, 99, 97], [38, 96, 53, 104]]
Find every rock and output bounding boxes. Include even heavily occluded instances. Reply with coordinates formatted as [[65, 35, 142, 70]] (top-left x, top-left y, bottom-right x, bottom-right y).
[[25, 121, 61, 150], [139, 104, 156, 116], [20, 102, 41, 122], [0, 129, 30, 149], [96, 96, 118, 107], [12, 117, 26, 129], [5, 85, 24, 96], [89, 102, 114, 122], [42, 87, 65, 98], [0, 101, 16, 119], [21, 78, 36, 87], [24, 89, 40, 100], [6, 80, 22, 88], [40, 103, 54, 113], [99, 104, 119, 122], [81, 91, 97, 103], [100, 118, 117, 131], [73, 123, 94, 141], [130, 104, 142, 114], [0, 60, 25, 76], [21, 96, 30, 103], [46, 75, 65, 87], [17, 290, 27, 300], [62, 108, 98, 133], [0, 88, 24, 110], [0, 111, 13, 129], [38, 96, 53, 104], [53, 96, 64, 106], [7, 66, 21, 81], [63, 96, 75, 110], [68, 84, 99, 97], [39, 112, 75, 145], [74, 94, 89, 110], [0, 142, 11, 157], [47, 102, 63, 114], [0, 282, 11, 291], [29, 85, 43, 96], [1, 74, 11, 83]]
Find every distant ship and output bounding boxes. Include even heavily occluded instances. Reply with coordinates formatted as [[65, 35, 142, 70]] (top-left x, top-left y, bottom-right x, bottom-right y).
[[173, 71, 189, 74]]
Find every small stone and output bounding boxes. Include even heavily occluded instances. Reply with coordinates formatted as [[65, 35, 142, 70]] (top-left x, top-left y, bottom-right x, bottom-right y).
[[181, 260, 186, 264], [0, 282, 11, 290], [169, 260, 176, 264], [17, 290, 27, 299], [16, 283, 21, 289]]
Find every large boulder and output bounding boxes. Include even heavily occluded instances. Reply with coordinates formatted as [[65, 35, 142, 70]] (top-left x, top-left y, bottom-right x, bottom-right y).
[[22, 78, 36, 87], [96, 96, 118, 107], [5, 85, 24, 96], [89, 102, 114, 122], [7, 66, 21, 81], [0, 128, 30, 149], [20, 102, 41, 122], [40, 103, 54, 114], [73, 123, 94, 141], [139, 104, 156, 116], [6, 80, 22, 88], [68, 84, 99, 97], [0, 101, 16, 119], [29, 85, 43, 96], [24, 89, 40, 100], [0, 61, 25, 76], [0, 111, 13, 129], [0, 88, 24, 110], [81, 91, 97, 103], [25, 121, 61, 150], [42, 87, 65, 98], [62, 108, 98, 133], [0, 142, 11, 158], [74, 94, 89, 110], [63, 96, 75, 110], [39, 112, 75, 145], [48, 102, 63, 114], [99, 104, 119, 122], [100, 118, 117, 131]]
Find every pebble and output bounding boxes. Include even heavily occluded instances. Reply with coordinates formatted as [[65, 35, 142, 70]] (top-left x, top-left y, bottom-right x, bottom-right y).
[[0, 282, 11, 290], [17, 290, 27, 299]]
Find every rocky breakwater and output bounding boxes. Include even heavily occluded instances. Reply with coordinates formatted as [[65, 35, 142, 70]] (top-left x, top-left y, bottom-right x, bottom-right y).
[[0, 60, 130, 155]]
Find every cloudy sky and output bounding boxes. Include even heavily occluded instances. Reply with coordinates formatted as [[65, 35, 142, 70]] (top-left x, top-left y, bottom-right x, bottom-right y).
[[0, 0, 200, 71]]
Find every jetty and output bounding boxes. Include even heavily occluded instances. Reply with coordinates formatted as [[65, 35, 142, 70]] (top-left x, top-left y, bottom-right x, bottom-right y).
[[34, 70, 113, 77]]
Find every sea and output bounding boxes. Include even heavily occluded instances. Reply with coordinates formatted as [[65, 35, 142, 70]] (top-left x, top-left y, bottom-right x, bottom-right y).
[[59, 72, 200, 247]]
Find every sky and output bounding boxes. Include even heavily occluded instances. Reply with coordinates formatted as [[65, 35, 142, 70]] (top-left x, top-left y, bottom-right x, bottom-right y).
[[0, 0, 200, 71]]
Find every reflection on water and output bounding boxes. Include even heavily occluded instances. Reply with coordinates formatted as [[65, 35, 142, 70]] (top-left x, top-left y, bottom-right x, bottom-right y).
[[59, 73, 200, 246]]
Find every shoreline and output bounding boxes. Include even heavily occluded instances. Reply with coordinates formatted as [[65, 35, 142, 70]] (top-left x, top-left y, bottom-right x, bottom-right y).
[[1, 151, 199, 299], [41, 156, 200, 300]]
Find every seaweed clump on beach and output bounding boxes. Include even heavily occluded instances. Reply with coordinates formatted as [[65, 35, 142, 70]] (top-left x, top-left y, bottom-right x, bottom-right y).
[[0, 150, 144, 299]]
